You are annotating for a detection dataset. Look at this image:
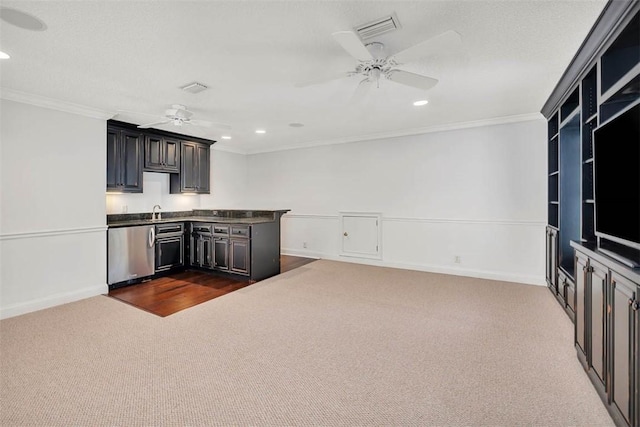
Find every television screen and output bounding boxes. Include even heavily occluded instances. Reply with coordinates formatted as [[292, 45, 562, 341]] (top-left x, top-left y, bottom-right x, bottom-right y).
[[593, 102, 640, 250]]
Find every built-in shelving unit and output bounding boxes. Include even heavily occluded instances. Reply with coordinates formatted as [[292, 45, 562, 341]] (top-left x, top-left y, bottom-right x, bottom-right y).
[[542, 2, 640, 426]]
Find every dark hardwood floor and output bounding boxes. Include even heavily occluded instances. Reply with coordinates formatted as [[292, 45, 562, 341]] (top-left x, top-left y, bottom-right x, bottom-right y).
[[108, 255, 317, 317]]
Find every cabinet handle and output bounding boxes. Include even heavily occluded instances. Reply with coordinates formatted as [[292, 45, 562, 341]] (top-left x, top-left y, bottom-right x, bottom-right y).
[[629, 299, 640, 311]]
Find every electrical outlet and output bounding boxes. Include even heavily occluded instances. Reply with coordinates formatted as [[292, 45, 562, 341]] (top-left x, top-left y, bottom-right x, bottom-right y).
[[122, 205, 128, 213], [454, 255, 461, 263], [303, 241, 308, 249]]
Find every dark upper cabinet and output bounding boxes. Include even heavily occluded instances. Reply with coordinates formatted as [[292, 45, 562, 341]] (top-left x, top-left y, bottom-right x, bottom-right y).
[[144, 134, 180, 173], [107, 125, 144, 193], [170, 141, 210, 194]]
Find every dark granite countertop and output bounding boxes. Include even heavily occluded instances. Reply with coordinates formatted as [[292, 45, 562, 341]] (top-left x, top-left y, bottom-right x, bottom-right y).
[[107, 209, 290, 228]]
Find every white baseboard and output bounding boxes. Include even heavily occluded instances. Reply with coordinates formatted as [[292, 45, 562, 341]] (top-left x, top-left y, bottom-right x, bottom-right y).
[[0, 283, 108, 320], [282, 249, 545, 287]]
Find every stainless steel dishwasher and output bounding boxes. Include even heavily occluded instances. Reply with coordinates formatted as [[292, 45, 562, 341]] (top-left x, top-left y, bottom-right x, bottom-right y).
[[107, 225, 155, 285]]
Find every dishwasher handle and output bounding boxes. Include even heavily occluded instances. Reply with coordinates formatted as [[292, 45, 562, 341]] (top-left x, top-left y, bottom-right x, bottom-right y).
[[148, 227, 155, 247]]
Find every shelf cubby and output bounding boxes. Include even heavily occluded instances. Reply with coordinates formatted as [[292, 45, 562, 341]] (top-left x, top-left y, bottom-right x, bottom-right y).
[[548, 112, 559, 139], [561, 88, 580, 122], [599, 72, 640, 123], [600, 10, 640, 95], [548, 136, 559, 173]]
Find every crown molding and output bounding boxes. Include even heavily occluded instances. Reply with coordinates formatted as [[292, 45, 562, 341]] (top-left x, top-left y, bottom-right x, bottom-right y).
[[0, 88, 115, 120], [245, 112, 544, 155]]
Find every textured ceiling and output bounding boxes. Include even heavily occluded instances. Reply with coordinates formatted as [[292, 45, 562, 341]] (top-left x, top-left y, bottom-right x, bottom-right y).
[[0, 0, 607, 154]]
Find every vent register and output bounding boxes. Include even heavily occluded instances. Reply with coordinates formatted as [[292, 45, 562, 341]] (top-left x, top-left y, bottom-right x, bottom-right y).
[[354, 14, 401, 40]]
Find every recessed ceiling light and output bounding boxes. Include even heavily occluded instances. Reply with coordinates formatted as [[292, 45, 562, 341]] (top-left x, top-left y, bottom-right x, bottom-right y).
[[0, 7, 47, 31], [413, 100, 429, 106], [221, 136, 231, 140], [289, 123, 304, 128], [255, 129, 266, 134], [0, 51, 10, 59]]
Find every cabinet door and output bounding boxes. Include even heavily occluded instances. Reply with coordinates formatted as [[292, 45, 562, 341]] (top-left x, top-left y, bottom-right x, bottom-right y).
[[106, 127, 120, 190], [196, 143, 210, 193], [144, 134, 164, 171], [610, 272, 636, 426], [575, 252, 588, 356], [201, 236, 213, 269], [549, 229, 558, 292], [189, 234, 200, 267], [156, 237, 183, 272], [213, 238, 229, 271], [180, 142, 198, 192], [230, 239, 250, 274], [120, 130, 143, 192], [590, 260, 608, 386], [163, 138, 180, 173]]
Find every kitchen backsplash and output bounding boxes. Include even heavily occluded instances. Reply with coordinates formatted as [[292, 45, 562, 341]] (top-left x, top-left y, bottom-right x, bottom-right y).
[[106, 172, 202, 214]]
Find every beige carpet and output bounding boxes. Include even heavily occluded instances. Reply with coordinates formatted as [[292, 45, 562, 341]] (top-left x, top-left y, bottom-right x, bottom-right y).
[[1, 260, 614, 426]]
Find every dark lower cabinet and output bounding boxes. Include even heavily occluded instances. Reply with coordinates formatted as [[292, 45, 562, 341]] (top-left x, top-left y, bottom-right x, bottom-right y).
[[610, 272, 637, 427], [572, 242, 640, 427], [546, 227, 558, 291], [107, 125, 144, 193], [190, 233, 212, 268], [155, 223, 185, 272], [184, 221, 280, 281], [156, 236, 183, 272], [590, 259, 608, 387], [213, 238, 229, 270], [230, 239, 249, 274]]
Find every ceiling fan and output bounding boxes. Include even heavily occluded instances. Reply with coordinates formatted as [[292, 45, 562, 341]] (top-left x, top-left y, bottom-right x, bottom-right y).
[[117, 104, 231, 130], [296, 29, 462, 101]]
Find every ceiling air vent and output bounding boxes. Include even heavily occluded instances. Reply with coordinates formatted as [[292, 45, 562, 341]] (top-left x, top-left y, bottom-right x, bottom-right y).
[[181, 82, 208, 94], [355, 13, 401, 40]]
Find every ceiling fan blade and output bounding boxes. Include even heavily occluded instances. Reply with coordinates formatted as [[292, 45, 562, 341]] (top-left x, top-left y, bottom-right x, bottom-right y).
[[387, 70, 438, 91], [331, 31, 373, 62], [188, 119, 232, 130], [391, 30, 462, 64], [137, 119, 171, 129], [349, 78, 372, 104]]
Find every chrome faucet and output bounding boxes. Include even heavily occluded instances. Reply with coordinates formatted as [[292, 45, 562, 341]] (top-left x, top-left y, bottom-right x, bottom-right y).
[[152, 204, 162, 221]]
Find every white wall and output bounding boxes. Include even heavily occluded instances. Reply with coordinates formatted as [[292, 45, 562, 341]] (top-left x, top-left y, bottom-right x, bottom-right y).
[[105, 148, 248, 214], [245, 118, 547, 285], [0, 99, 107, 318], [0, 97, 547, 319]]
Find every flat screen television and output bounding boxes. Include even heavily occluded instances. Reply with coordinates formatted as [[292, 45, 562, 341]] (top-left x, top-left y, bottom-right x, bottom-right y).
[[593, 101, 640, 265]]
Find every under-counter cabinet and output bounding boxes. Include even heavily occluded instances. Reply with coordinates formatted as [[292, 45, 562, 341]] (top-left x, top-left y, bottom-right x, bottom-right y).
[[106, 125, 144, 193], [170, 141, 210, 194], [189, 223, 213, 269], [144, 134, 180, 173], [230, 228, 250, 275], [573, 243, 640, 427], [155, 223, 185, 272], [610, 272, 638, 427]]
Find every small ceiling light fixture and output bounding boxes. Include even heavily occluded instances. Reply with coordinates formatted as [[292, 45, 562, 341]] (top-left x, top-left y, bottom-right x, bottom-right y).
[[221, 135, 232, 140], [0, 51, 10, 59], [255, 129, 266, 134], [413, 100, 429, 106], [0, 7, 47, 31], [289, 122, 304, 128]]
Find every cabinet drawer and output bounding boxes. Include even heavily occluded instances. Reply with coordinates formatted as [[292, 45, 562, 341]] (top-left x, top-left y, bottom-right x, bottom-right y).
[[213, 225, 229, 236], [156, 222, 184, 236], [191, 223, 212, 234], [231, 226, 250, 238]]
